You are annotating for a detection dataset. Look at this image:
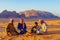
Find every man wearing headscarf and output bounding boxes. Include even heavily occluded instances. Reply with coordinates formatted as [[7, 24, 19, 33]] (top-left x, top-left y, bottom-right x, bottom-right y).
[[39, 19, 48, 34], [6, 19, 18, 36]]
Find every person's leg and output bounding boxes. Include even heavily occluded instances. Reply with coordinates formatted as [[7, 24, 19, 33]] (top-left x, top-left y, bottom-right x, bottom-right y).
[[7, 32, 10, 36], [14, 30, 19, 35], [6, 30, 10, 36], [31, 29, 33, 33]]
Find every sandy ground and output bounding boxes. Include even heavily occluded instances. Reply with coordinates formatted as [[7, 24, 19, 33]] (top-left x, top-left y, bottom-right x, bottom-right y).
[[0, 20, 60, 40]]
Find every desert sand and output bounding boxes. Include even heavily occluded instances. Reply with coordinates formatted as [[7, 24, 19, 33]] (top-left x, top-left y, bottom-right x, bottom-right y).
[[0, 19, 60, 40]]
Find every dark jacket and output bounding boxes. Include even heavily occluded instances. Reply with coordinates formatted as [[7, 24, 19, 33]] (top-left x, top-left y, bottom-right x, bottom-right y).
[[31, 26, 37, 33], [17, 23, 27, 34]]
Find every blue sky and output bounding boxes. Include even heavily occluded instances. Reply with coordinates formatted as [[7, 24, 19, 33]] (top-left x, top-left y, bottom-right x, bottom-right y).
[[0, 0, 60, 16]]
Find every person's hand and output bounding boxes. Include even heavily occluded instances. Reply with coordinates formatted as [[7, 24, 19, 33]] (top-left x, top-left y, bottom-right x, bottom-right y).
[[33, 28, 36, 31], [21, 29, 23, 31]]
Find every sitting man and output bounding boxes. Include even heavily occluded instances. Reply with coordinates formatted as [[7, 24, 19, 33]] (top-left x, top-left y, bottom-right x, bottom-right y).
[[31, 22, 40, 34], [39, 20, 48, 34], [17, 18, 27, 34], [6, 19, 19, 36]]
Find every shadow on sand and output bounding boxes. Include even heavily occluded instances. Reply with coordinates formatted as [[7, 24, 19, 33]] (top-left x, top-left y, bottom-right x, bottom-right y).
[[47, 30, 60, 35]]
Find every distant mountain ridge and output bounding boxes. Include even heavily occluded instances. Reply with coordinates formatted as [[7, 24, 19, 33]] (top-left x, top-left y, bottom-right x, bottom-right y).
[[0, 10, 59, 19], [19, 10, 59, 19], [0, 10, 20, 18]]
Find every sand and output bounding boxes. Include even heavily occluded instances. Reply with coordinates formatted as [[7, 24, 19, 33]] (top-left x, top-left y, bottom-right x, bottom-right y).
[[0, 19, 60, 40]]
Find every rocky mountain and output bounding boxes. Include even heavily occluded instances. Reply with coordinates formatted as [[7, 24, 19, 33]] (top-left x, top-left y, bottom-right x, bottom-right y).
[[0, 10, 59, 19], [19, 10, 59, 19], [0, 10, 20, 18]]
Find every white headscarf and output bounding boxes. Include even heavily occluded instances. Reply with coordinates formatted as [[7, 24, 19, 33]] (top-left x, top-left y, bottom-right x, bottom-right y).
[[9, 18, 13, 23]]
